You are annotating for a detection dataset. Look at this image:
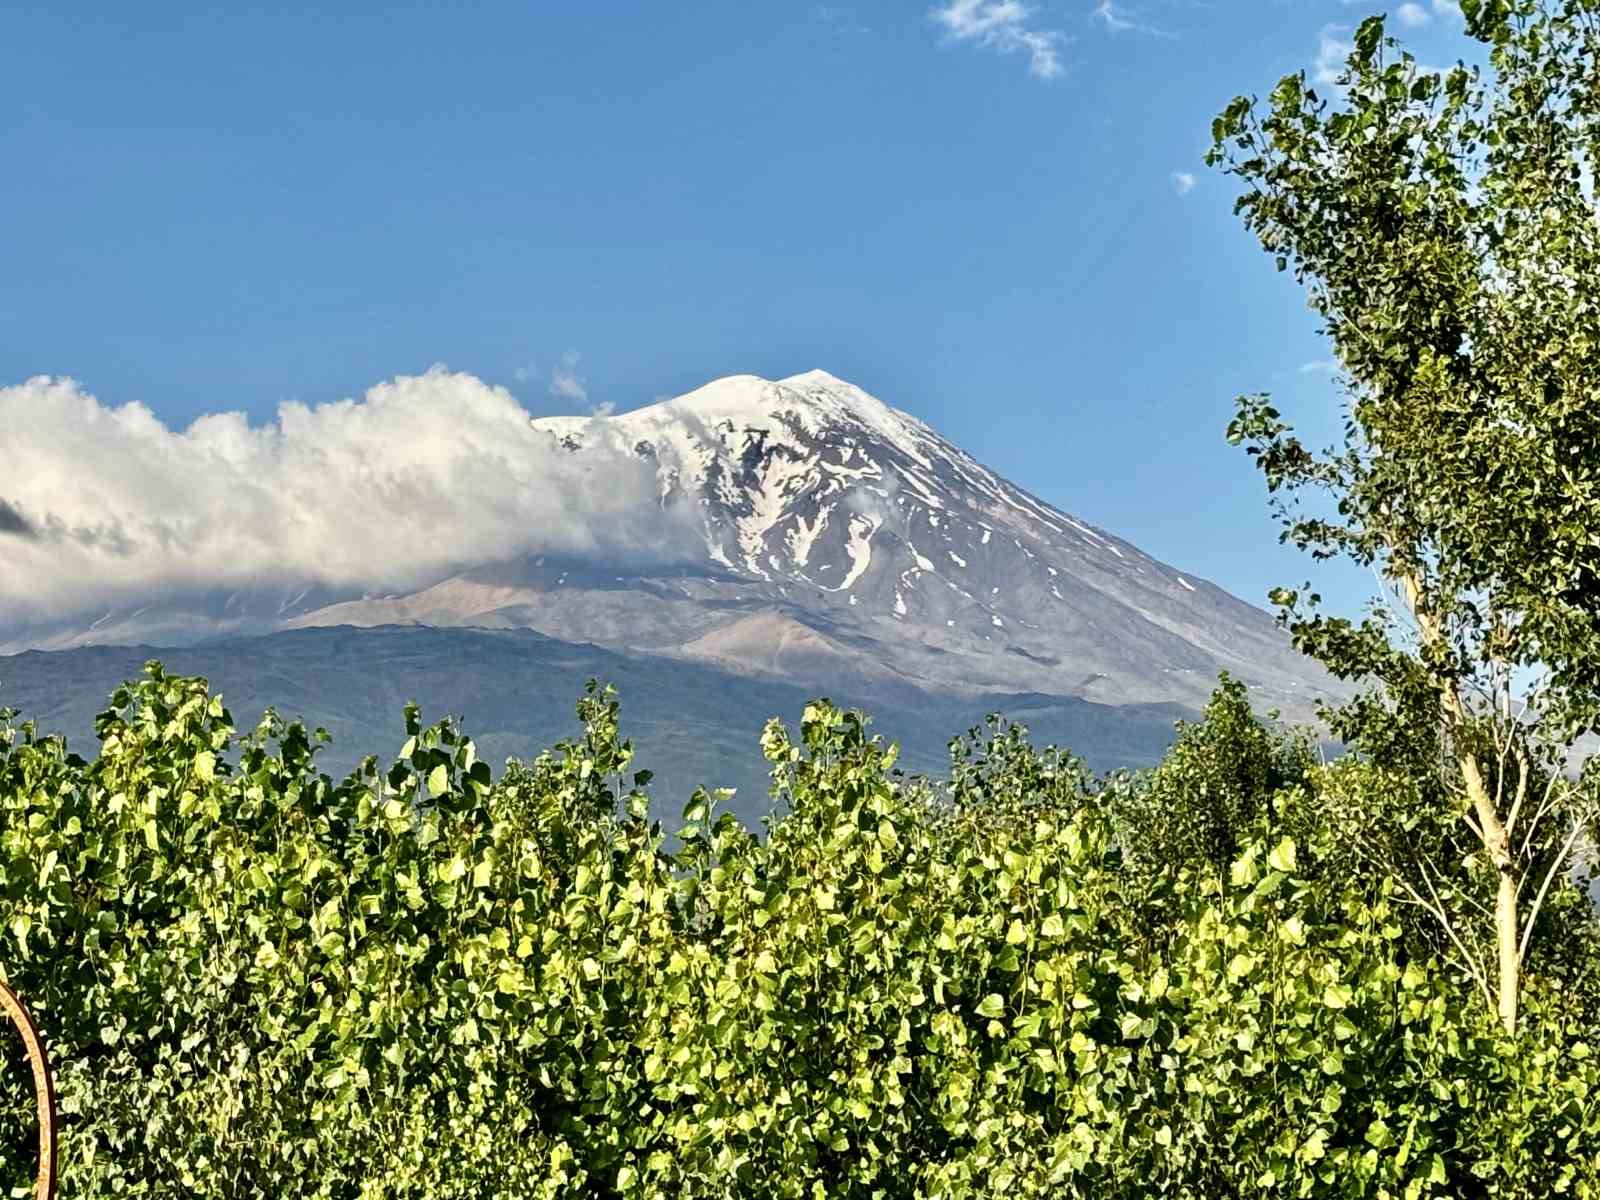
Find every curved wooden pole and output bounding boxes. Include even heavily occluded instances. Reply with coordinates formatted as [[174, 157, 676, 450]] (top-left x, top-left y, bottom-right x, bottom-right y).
[[0, 979, 56, 1200]]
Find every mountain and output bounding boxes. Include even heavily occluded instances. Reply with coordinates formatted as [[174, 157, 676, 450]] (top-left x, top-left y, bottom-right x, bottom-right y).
[[0, 370, 1346, 820], [271, 369, 1340, 720]]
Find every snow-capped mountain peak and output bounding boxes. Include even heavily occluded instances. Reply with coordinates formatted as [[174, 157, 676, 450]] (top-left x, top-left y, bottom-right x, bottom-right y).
[[534, 370, 938, 471], [531, 372, 977, 580], [5, 369, 1342, 728], [512, 371, 1339, 720]]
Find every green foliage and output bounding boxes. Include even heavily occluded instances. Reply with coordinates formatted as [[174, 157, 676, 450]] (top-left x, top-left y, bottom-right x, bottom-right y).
[[1207, 0, 1600, 1032], [1208, 0, 1600, 731], [0, 667, 1597, 1196], [1108, 672, 1316, 884]]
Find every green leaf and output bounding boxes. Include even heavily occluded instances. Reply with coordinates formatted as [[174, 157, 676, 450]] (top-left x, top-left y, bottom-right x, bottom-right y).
[[1354, 14, 1384, 57], [1267, 837, 1297, 873], [1230, 848, 1260, 888]]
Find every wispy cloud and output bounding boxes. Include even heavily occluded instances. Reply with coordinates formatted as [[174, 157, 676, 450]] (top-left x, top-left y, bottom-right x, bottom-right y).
[[930, 0, 1067, 79], [1297, 359, 1339, 374], [1093, 0, 1175, 38], [0, 369, 705, 625], [1314, 24, 1353, 86], [1094, 0, 1137, 32], [1346, 0, 1460, 18], [1171, 171, 1196, 196], [815, 4, 870, 34], [549, 350, 588, 405]]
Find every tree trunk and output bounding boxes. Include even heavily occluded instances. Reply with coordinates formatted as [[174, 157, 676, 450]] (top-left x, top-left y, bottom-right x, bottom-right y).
[[1399, 571, 1521, 1034], [1495, 865, 1519, 1034], [1461, 749, 1519, 1035]]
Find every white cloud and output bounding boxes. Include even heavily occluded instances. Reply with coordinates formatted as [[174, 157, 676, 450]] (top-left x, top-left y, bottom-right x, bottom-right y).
[[1315, 24, 1353, 86], [549, 350, 588, 404], [0, 369, 704, 625], [1093, 0, 1174, 38], [1341, 0, 1458, 11], [930, 0, 1066, 79], [1314, 20, 1448, 92], [1337, 0, 1460, 28], [1171, 171, 1196, 196], [1298, 359, 1339, 374], [815, 4, 870, 34], [1094, 0, 1136, 32]]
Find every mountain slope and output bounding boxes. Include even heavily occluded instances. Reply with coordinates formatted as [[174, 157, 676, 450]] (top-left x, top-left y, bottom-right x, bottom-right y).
[[282, 370, 1341, 720], [0, 625, 1194, 827]]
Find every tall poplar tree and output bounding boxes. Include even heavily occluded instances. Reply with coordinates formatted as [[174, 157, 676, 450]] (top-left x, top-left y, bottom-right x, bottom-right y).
[[1208, 0, 1600, 1033]]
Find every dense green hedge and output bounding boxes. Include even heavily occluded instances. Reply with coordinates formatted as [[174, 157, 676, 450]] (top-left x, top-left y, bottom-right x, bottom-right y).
[[1, 665, 1597, 1197]]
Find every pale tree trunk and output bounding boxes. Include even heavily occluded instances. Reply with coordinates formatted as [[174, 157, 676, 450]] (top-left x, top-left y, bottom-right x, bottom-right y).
[[1461, 751, 1519, 1034], [1496, 868, 1519, 1033], [1402, 572, 1520, 1034]]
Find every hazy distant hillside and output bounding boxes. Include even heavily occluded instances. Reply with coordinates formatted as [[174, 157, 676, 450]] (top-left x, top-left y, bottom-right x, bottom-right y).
[[0, 625, 1196, 828]]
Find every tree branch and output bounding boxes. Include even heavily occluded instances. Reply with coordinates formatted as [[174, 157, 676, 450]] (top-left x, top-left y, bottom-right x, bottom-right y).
[[1341, 812, 1494, 1010], [1518, 817, 1590, 966], [1400, 867, 1494, 1012], [1516, 771, 1565, 865], [1504, 740, 1531, 840]]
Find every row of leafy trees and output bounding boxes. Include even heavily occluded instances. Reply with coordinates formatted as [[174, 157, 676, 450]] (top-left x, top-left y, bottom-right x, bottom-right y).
[[1, 666, 1596, 1197]]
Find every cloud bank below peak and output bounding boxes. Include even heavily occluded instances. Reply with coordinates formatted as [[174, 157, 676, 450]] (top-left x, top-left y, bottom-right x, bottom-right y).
[[0, 369, 704, 625]]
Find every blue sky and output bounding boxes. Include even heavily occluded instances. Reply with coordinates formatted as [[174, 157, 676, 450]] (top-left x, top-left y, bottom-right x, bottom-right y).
[[2, 1, 1480, 620]]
